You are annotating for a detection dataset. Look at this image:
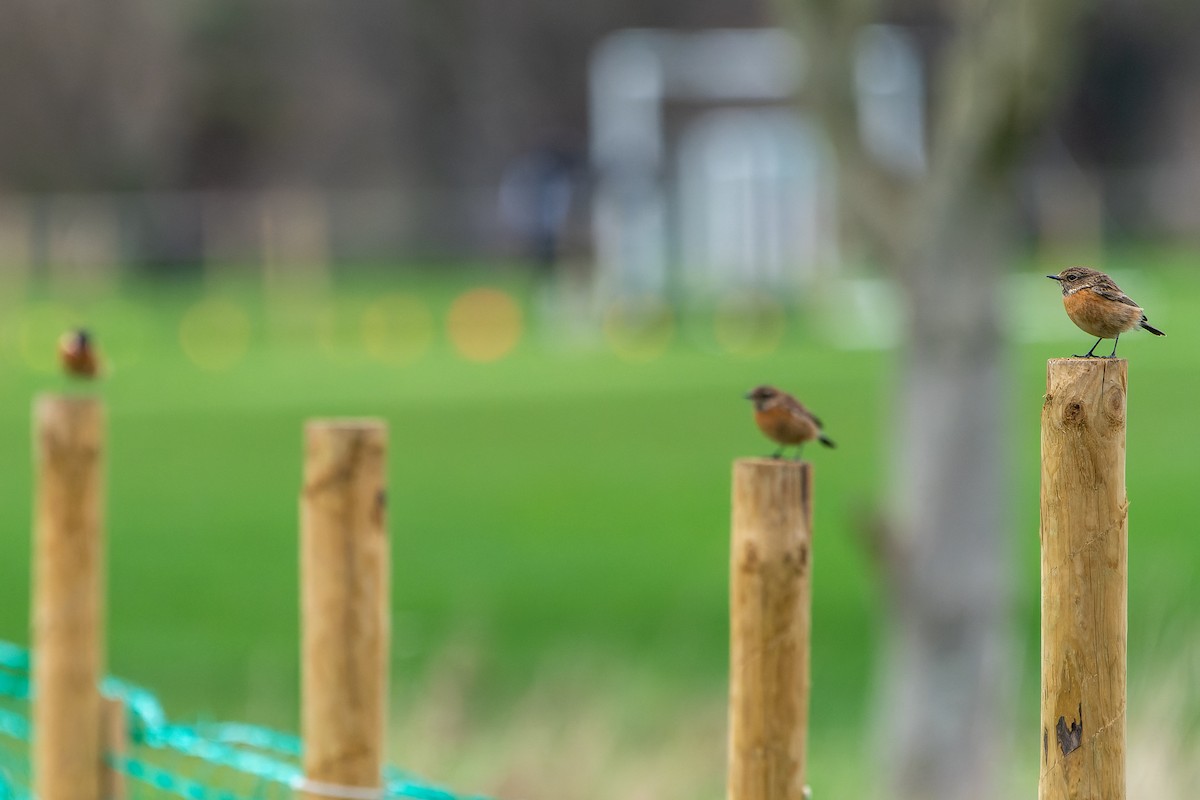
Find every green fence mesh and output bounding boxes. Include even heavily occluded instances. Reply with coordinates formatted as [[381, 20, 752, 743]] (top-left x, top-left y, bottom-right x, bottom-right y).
[[0, 641, 488, 800]]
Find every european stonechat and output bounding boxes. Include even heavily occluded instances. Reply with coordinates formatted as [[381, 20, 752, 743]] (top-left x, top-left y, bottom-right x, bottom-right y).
[[59, 328, 100, 378], [1047, 267, 1164, 358], [745, 385, 835, 459]]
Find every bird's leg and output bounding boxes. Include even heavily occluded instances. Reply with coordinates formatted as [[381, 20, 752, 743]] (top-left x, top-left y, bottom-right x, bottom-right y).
[[771, 447, 783, 459], [1076, 338, 1103, 358], [1105, 335, 1120, 358]]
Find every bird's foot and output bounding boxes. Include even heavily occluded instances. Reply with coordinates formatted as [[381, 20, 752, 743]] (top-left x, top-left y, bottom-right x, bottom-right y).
[[1077, 338, 1104, 358]]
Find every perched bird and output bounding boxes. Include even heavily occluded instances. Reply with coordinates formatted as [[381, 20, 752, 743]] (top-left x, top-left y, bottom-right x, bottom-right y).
[[1047, 266, 1165, 358], [745, 385, 835, 459], [58, 328, 100, 378]]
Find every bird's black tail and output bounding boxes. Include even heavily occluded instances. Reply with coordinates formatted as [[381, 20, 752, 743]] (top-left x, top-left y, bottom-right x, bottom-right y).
[[819, 434, 836, 449], [1141, 319, 1165, 336]]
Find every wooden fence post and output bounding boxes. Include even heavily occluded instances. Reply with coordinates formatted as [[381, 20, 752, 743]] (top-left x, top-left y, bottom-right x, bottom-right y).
[[728, 458, 813, 800], [31, 395, 105, 800], [1039, 358, 1127, 799], [300, 420, 389, 799], [100, 695, 128, 800]]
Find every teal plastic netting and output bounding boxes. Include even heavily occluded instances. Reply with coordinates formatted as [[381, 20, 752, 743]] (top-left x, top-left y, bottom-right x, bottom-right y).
[[0, 641, 487, 800]]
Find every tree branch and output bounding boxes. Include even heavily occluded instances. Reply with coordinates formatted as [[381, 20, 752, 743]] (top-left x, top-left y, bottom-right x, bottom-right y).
[[914, 0, 1089, 267], [774, 0, 913, 261]]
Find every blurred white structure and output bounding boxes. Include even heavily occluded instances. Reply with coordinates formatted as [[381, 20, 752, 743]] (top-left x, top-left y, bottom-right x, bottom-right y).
[[854, 25, 926, 178], [589, 29, 824, 302], [588, 26, 928, 304], [677, 109, 834, 295]]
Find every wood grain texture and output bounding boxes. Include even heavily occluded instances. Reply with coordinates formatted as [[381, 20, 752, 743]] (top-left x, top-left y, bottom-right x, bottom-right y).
[[301, 420, 389, 798], [32, 394, 105, 800], [728, 458, 813, 800], [1039, 358, 1127, 800]]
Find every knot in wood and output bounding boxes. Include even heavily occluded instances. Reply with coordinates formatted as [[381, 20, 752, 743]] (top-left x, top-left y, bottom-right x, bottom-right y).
[[739, 542, 760, 573], [371, 489, 387, 529], [1103, 386, 1126, 428], [781, 543, 809, 576], [1061, 400, 1085, 427]]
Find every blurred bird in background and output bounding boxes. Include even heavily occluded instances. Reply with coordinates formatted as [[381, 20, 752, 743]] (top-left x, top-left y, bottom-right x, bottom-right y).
[[745, 385, 835, 460], [59, 328, 100, 379]]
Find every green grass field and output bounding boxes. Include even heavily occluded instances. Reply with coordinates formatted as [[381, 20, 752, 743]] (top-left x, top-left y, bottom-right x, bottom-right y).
[[0, 252, 1197, 797]]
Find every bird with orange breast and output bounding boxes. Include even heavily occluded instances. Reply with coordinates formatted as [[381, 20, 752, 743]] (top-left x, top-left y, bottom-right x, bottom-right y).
[[1047, 267, 1165, 358], [745, 385, 835, 460], [58, 328, 100, 379]]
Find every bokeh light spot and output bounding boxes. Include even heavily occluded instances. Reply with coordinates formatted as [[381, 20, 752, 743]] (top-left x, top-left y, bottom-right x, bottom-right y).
[[179, 298, 252, 370], [713, 291, 787, 357], [447, 287, 523, 362], [603, 297, 674, 362], [361, 293, 434, 365], [17, 303, 77, 373]]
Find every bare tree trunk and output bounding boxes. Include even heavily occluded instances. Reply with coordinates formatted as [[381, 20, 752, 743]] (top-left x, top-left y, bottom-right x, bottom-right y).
[[879, 192, 1013, 800]]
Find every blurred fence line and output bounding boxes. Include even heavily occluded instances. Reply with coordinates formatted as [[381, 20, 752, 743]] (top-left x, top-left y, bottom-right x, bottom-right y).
[[0, 163, 1170, 311], [0, 180, 834, 316], [0, 187, 543, 283]]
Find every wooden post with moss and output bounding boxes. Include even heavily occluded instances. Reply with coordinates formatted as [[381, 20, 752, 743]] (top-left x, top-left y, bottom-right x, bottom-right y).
[[728, 458, 813, 800], [1039, 358, 1127, 799], [299, 420, 390, 800], [31, 395, 106, 800]]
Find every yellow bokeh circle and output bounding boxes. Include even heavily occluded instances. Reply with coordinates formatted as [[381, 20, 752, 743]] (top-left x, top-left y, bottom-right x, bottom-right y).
[[713, 291, 787, 357], [361, 293, 434, 365], [179, 298, 252, 370], [447, 287, 523, 363], [603, 296, 674, 362]]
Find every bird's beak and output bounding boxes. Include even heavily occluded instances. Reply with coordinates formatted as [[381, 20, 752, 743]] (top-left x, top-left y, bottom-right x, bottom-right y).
[[1046, 275, 1062, 281], [743, 391, 754, 400]]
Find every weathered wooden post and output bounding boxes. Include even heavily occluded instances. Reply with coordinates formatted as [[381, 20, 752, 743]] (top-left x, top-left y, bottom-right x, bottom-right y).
[[1039, 358, 1127, 799], [32, 395, 106, 800], [100, 694, 128, 800], [728, 458, 813, 800], [299, 420, 389, 800]]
